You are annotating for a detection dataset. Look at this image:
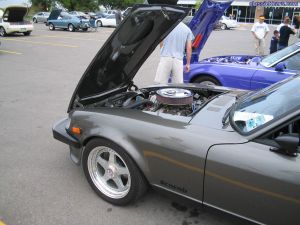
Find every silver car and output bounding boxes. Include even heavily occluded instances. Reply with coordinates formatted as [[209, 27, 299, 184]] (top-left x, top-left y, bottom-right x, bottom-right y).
[[52, 3, 300, 225], [32, 12, 50, 23]]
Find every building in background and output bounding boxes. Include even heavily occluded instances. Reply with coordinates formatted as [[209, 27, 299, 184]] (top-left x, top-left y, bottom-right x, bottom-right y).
[[177, 0, 300, 24]]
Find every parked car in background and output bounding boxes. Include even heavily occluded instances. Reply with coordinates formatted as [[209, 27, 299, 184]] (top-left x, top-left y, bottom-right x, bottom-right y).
[[47, 9, 90, 32], [183, 15, 222, 30], [32, 12, 50, 23], [219, 15, 238, 30], [94, 11, 108, 18], [69, 11, 87, 17], [96, 14, 116, 27], [0, 5, 33, 36], [52, 4, 300, 225]]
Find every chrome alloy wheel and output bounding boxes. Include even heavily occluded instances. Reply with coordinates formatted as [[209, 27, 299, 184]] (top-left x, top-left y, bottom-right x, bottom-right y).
[[87, 146, 131, 199], [0, 27, 6, 36]]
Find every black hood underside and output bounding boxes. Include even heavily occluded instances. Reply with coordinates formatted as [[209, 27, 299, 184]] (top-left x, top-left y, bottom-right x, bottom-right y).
[[68, 4, 189, 112]]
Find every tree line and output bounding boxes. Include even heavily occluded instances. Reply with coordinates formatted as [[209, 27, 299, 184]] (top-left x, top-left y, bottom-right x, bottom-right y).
[[31, 0, 144, 12]]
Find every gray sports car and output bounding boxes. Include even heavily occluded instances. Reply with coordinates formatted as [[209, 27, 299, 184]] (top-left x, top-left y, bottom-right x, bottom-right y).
[[52, 3, 300, 225]]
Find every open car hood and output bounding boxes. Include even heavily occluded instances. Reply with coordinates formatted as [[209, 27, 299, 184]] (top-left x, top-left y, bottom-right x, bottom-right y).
[[48, 9, 62, 20], [3, 6, 29, 22], [189, 0, 233, 62], [68, 4, 189, 111]]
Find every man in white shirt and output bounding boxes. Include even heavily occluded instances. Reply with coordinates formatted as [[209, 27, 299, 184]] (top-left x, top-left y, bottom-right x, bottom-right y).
[[251, 15, 270, 55]]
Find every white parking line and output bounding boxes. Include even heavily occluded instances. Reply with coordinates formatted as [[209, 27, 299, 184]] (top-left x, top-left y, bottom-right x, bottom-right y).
[[2, 38, 78, 48], [33, 34, 105, 42]]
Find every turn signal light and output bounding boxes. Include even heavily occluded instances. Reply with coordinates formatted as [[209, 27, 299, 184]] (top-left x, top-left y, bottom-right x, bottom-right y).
[[71, 127, 81, 135]]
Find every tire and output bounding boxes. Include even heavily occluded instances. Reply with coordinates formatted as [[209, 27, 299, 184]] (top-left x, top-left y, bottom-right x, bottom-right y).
[[33, 18, 37, 23], [97, 20, 102, 27], [82, 28, 88, 32], [82, 138, 147, 205], [68, 24, 75, 32], [23, 31, 31, 36], [0, 27, 6, 37], [49, 23, 55, 31], [221, 23, 227, 30], [193, 75, 221, 86]]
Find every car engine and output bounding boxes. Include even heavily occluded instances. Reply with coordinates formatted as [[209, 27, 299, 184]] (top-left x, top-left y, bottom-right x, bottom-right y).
[[202, 55, 256, 65], [89, 87, 222, 117]]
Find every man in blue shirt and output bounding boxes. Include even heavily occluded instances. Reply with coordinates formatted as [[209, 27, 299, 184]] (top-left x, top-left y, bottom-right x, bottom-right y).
[[154, 22, 194, 84]]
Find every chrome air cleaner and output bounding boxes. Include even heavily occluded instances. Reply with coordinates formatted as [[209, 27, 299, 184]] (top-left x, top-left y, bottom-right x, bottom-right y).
[[156, 88, 193, 105]]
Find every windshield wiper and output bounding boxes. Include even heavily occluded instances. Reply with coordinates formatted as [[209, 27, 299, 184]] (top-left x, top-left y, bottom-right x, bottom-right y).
[[222, 103, 235, 125]]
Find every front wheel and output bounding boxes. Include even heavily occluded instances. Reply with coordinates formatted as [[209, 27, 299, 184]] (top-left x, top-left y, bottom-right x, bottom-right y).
[[49, 23, 55, 31], [0, 27, 7, 37], [68, 24, 75, 32], [97, 20, 102, 27], [82, 138, 147, 205], [33, 18, 37, 23], [221, 23, 227, 30], [193, 75, 221, 86]]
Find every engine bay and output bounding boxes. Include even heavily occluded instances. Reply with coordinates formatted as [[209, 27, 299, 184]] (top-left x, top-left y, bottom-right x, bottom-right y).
[[202, 55, 257, 65], [87, 86, 223, 117]]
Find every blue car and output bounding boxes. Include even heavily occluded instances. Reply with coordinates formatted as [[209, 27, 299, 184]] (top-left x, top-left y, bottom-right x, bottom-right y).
[[183, 0, 300, 90], [47, 10, 90, 32]]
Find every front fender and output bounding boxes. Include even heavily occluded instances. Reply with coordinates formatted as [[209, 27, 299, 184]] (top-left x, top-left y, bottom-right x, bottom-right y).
[[185, 63, 225, 85], [71, 110, 151, 182]]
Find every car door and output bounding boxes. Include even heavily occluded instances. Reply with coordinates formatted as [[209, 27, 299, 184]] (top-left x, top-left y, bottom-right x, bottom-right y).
[[204, 120, 300, 225], [108, 15, 115, 26], [251, 51, 300, 89], [61, 16, 70, 28], [36, 12, 43, 22]]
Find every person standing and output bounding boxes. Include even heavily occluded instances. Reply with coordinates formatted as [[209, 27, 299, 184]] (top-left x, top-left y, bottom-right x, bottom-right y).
[[278, 17, 296, 50], [154, 22, 194, 84], [251, 15, 270, 55], [270, 30, 279, 54], [294, 15, 300, 38]]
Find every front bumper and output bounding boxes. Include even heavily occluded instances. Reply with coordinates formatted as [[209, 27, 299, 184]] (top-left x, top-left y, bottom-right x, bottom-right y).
[[52, 118, 81, 148]]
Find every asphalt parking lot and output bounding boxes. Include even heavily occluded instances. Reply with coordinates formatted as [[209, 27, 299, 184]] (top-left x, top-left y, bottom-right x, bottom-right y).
[[0, 23, 298, 225]]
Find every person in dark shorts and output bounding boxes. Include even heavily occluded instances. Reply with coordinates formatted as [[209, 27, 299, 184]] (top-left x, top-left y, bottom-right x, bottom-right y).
[[278, 17, 296, 50], [270, 30, 279, 54]]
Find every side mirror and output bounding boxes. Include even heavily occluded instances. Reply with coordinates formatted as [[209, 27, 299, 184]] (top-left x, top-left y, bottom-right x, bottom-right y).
[[275, 62, 286, 72], [271, 134, 299, 156]]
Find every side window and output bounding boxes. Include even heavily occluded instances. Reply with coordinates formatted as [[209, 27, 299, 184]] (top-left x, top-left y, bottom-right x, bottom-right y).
[[282, 52, 300, 71], [38, 13, 43, 16]]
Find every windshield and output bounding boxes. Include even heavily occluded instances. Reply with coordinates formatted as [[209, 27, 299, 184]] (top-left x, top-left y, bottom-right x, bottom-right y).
[[260, 43, 299, 67], [231, 75, 300, 134]]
